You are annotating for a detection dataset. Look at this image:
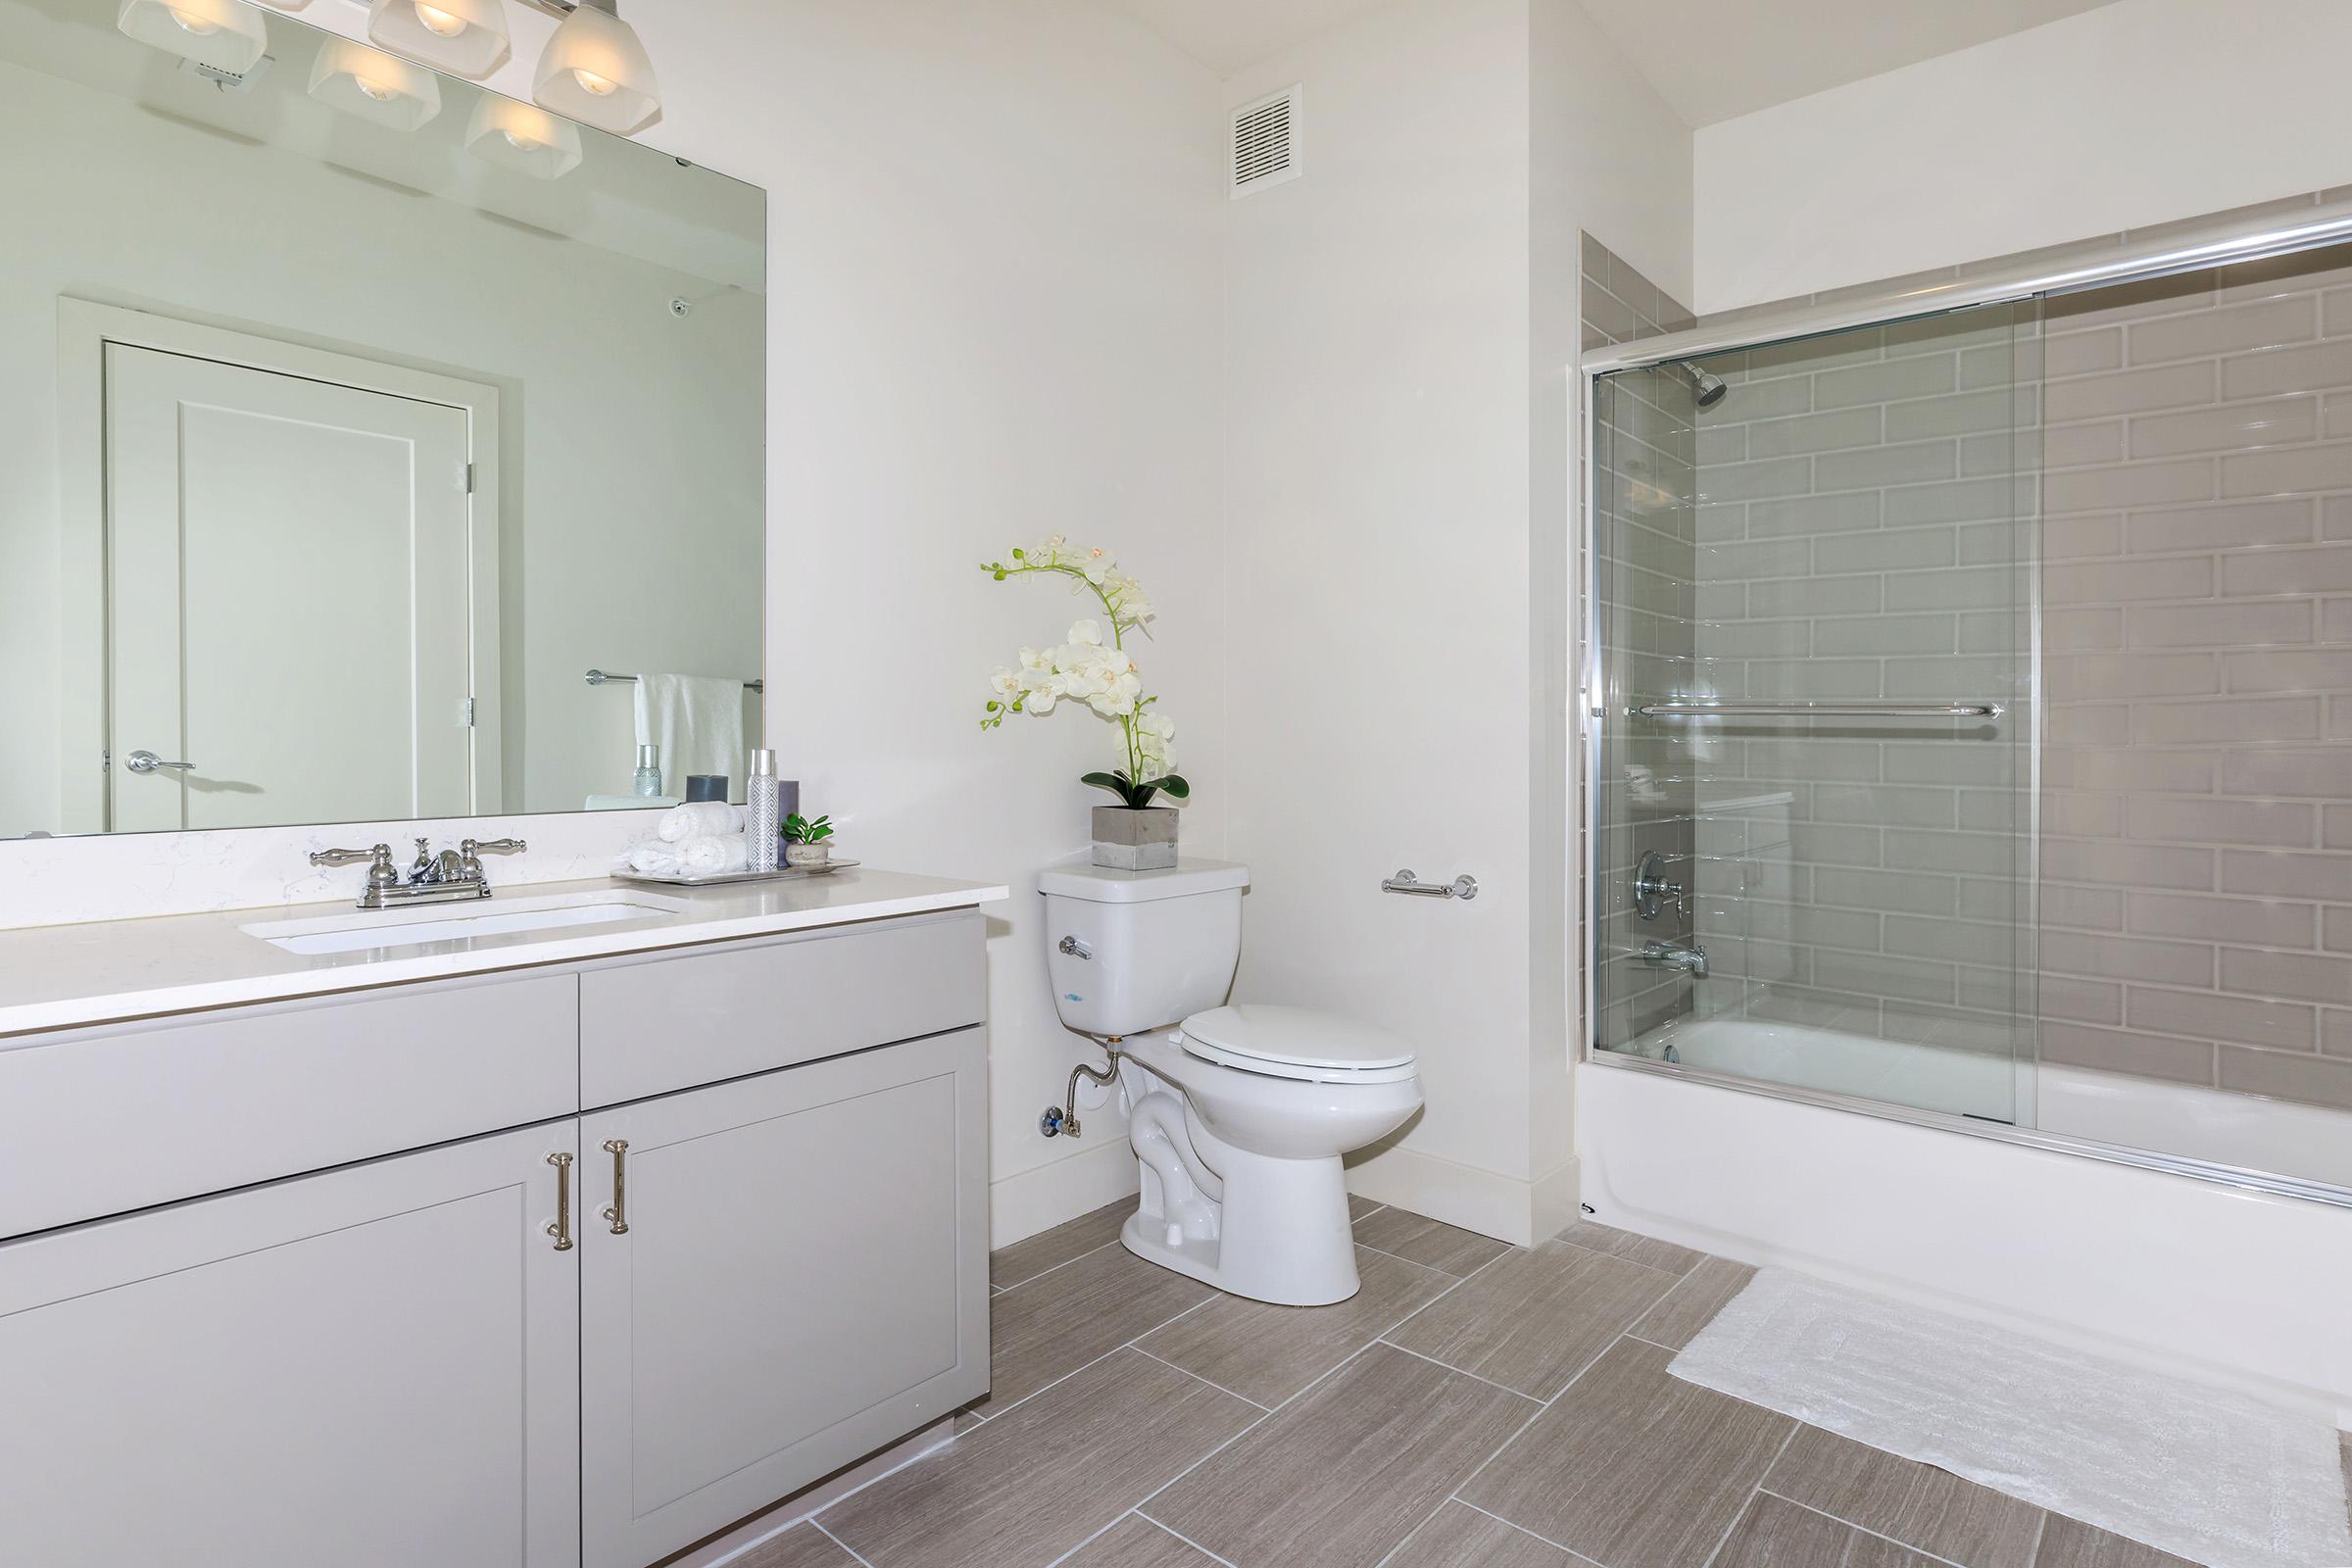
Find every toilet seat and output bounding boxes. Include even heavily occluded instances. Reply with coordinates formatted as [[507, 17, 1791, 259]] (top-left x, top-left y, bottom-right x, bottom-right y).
[[1176, 1004, 1419, 1085]]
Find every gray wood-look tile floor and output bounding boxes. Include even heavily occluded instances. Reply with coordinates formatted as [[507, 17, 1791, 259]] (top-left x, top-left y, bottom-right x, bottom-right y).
[[745, 1200, 2342, 1568]]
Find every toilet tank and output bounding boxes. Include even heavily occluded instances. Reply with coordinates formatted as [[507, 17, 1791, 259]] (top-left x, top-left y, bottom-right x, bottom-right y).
[[1038, 858, 1249, 1039]]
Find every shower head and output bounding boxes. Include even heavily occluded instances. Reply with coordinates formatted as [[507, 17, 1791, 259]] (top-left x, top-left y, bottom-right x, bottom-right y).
[[1672, 360, 1729, 409]]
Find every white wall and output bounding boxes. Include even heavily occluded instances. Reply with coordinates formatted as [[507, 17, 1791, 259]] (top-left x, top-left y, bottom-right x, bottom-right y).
[[1222, 0, 1688, 1243], [1693, 0, 2352, 313], [620, 0, 1230, 1240]]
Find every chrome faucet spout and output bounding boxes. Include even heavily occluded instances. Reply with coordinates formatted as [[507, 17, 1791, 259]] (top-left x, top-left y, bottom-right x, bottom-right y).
[[1642, 938, 1708, 981]]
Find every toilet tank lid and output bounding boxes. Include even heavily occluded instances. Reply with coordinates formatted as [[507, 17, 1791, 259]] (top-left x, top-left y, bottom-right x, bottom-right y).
[[1036, 858, 1250, 904]]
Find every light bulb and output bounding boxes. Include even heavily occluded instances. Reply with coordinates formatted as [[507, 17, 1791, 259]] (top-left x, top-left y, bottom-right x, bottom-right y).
[[502, 127, 545, 152], [570, 67, 617, 97], [169, 6, 221, 33], [356, 75, 397, 101], [413, 2, 465, 37]]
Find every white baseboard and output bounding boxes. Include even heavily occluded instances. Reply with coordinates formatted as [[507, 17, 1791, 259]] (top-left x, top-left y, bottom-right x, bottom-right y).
[[1530, 1155, 1583, 1243], [989, 1137, 1139, 1250], [1345, 1143, 1540, 1248]]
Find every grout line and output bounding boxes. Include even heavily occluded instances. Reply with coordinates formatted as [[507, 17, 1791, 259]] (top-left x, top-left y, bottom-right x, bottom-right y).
[[1450, 1497, 1610, 1566], [990, 1234, 1126, 1296], [1753, 1488, 1977, 1568], [2025, 1508, 2050, 1567], [1039, 1510, 1133, 1568], [1695, 1423, 1802, 1568], [1128, 1511, 1245, 1568], [1374, 1338, 1543, 1403], [809, 1520, 877, 1568], [1129, 1346, 1272, 1411]]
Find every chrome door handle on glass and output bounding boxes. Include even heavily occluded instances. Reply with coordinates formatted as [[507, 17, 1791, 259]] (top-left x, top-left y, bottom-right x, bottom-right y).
[[123, 750, 194, 774], [1633, 851, 1688, 921]]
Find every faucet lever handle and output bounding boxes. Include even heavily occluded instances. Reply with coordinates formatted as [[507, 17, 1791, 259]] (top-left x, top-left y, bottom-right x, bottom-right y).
[[312, 844, 401, 890], [463, 838, 526, 858]]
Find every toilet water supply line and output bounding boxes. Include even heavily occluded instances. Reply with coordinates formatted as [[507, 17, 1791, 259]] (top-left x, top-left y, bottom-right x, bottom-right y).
[[1042, 1042, 1124, 1139]]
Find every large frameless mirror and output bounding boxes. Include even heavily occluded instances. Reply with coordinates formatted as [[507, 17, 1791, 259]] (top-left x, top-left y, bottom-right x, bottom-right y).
[[1, 0, 765, 839]]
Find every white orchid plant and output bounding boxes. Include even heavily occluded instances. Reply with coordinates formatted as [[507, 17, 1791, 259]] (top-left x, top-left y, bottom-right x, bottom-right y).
[[979, 536, 1188, 809]]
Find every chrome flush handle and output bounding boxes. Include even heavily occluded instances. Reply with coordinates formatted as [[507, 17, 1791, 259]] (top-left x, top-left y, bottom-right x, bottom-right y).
[[1057, 935, 1093, 960]]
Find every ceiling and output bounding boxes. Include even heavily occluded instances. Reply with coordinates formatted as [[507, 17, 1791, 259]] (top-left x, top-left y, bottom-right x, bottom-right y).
[[1112, 0, 2122, 126], [1578, 0, 2121, 125]]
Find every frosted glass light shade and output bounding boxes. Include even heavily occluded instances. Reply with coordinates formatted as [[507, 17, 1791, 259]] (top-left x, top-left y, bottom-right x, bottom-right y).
[[533, 3, 660, 135], [466, 96, 583, 180], [366, 0, 509, 79], [116, 0, 268, 75], [251, 0, 309, 10], [310, 37, 442, 130]]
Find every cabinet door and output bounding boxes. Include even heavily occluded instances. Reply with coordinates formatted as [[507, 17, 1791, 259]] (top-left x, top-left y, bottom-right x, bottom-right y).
[[0, 1122, 581, 1568], [580, 1028, 990, 1568]]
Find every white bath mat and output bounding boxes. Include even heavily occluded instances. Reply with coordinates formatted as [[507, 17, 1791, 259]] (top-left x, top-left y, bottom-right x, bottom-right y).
[[1671, 1268, 2352, 1568]]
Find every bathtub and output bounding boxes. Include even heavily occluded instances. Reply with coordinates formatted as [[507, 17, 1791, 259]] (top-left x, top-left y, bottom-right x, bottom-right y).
[[1579, 1018, 2352, 1423]]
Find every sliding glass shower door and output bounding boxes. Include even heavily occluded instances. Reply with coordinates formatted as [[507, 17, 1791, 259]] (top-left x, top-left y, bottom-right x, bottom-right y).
[[1589, 304, 2038, 1124]]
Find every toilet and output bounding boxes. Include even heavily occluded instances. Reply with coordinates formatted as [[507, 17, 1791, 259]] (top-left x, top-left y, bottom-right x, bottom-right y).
[[1040, 858, 1423, 1305]]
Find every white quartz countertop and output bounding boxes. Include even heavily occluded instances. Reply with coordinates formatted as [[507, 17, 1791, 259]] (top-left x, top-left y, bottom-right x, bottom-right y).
[[0, 868, 1008, 1040]]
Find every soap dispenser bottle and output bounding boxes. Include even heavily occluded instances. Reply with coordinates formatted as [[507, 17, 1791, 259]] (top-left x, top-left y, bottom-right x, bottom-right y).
[[747, 749, 781, 871]]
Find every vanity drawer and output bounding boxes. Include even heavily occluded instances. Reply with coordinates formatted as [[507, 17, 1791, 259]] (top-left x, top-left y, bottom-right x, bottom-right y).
[[579, 910, 986, 1105], [0, 973, 578, 1239]]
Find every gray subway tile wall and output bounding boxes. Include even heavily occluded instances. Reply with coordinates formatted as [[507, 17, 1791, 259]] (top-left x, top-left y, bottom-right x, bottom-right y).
[[1667, 304, 2035, 1095], [1669, 213, 2352, 1118], [2034, 240, 2352, 1112]]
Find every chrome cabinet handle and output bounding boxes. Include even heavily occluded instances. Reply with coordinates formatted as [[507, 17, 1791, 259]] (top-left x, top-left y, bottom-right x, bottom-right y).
[[124, 750, 194, 774], [547, 1152, 575, 1251], [601, 1140, 630, 1236]]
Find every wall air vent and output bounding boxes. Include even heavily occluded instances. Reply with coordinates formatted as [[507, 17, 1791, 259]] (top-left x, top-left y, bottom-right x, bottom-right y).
[[1230, 85, 1301, 199]]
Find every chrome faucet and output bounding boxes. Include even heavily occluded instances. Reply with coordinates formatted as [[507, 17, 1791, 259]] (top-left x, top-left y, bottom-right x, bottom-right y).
[[310, 836, 527, 910], [1642, 937, 1708, 981]]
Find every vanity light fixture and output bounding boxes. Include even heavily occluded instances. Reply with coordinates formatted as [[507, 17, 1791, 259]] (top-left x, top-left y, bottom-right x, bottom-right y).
[[365, 0, 510, 79], [116, 0, 269, 76], [530, 0, 660, 135], [465, 95, 583, 179], [310, 36, 441, 129]]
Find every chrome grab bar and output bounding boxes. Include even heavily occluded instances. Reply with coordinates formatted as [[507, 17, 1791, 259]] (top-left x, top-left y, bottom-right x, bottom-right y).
[[1627, 701, 2002, 719], [1383, 869, 1478, 901]]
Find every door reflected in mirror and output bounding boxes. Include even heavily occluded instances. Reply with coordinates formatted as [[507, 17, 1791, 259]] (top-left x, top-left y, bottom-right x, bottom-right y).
[[3, 0, 764, 839]]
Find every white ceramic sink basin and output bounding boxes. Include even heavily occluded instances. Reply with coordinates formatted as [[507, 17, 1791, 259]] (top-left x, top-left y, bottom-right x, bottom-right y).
[[245, 890, 689, 956]]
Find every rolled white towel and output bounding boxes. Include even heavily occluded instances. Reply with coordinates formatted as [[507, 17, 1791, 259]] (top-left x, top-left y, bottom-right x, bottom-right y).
[[659, 802, 745, 843], [625, 840, 684, 875], [680, 833, 751, 874]]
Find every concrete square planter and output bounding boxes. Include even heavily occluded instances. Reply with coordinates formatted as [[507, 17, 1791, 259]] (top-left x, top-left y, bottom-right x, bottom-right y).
[[1092, 805, 1178, 870]]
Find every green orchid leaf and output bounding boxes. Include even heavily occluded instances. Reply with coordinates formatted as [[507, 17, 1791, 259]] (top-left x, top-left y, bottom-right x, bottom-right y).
[[1153, 774, 1190, 800], [1080, 772, 1129, 797]]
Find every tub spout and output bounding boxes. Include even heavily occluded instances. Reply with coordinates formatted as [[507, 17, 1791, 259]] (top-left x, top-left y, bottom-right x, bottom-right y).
[[1642, 938, 1708, 980]]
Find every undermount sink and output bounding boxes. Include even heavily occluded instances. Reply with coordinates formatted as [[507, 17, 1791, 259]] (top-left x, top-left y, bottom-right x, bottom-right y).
[[245, 890, 689, 956]]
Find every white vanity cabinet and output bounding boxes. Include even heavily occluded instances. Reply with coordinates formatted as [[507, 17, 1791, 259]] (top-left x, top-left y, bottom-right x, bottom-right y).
[[0, 905, 992, 1568], [0, 1121, 584, 1568]]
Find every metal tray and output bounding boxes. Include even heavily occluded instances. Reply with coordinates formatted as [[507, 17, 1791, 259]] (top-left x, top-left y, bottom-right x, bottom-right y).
[[612, 858, 859, 889]]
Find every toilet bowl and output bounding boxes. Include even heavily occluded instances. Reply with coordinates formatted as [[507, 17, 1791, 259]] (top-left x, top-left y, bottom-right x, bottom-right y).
[[1039, 859, 1424, 1305], [1115, 1007, 1421, 1304]]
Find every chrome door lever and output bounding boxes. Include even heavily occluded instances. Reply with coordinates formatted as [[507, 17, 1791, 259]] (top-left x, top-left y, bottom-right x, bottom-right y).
[[124, 750, 194, 774]]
